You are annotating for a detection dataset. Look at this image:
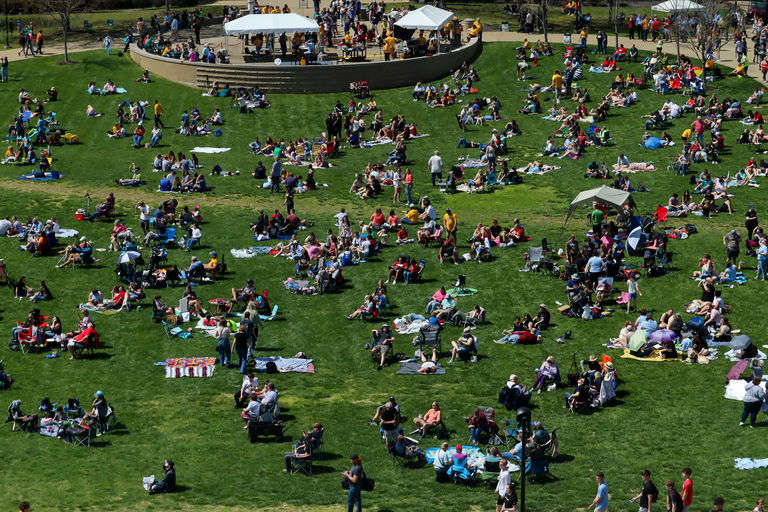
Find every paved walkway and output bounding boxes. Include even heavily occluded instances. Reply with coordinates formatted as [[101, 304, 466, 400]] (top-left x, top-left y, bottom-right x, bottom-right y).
[[1, 13, 763, 83]]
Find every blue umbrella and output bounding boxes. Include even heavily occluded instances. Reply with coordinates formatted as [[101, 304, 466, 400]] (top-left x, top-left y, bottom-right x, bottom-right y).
[[644, 137, 662, 149]]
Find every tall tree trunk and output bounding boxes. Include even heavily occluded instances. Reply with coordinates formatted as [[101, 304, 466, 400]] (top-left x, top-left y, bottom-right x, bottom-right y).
[[613, 6, 619, 49], [542, 6, 548, 44], [63, 21, 68, 62]]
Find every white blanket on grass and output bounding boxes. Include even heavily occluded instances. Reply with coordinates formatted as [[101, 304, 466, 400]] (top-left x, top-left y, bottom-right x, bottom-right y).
[[253, 357, 313, 373], [190, 147, 231, 154]]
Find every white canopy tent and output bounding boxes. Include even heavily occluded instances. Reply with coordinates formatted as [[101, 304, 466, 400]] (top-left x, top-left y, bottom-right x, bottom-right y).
[[650, 0, 705, 13], [223, 13, 320, 35], [564, 186, 634, 224], [394, 5, 454, 31]]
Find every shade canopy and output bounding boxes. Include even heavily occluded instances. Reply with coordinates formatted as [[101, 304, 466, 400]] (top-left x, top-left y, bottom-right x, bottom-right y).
[[394, 5, 454, 31], [224, 13, 320, 35], [651, 0, 705, 12], [565, 186, 633, 224]]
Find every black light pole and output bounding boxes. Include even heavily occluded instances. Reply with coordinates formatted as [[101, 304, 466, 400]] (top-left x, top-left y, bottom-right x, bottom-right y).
[[4, 0, 10, 49], [516, 407, 532, 512]]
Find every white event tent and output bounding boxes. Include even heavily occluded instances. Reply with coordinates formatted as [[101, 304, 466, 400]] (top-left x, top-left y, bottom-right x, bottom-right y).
[[394, 5, 454, 31], [650, 0, 705, 13], [224, 13, 320, 35]]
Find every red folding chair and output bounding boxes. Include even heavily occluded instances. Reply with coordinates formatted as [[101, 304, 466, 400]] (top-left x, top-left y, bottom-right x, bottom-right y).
[[654, 206, 668, 227]]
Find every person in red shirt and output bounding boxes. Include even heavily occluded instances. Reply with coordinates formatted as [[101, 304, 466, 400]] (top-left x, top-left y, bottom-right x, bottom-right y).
[[681, 468, 693, 512], [385, 255, 409, 283], [370, 208, 386, 229]]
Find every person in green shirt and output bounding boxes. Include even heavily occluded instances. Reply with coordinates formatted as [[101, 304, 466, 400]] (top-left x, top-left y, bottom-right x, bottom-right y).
[[590, 204, 604, 235]]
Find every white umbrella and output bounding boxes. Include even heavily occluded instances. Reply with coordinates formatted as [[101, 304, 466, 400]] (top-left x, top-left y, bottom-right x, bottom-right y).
[[117, 251, 141, 265]]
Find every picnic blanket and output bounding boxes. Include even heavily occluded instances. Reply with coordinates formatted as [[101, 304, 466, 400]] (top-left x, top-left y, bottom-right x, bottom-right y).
[[17, 174, 65, 181], [620, 349, 677, 362], [612, 164, 656, 173], [425, 445, 484, 465], [161, 356, 216, 378], [446, 287, 478, 296], [735, 458, 768, 470], [253, 357, 314, 373], [189, 147, 231, 154], [724, 377, 768, 401], [230, 246, 273, 258], [520, 164, 559, 175], [393, 313, 428, 334], [725, 349, 767, 361], [79, 304, 121, 315], [457, 157, 488, 168], [396, 361, 446, 375], [55, 229, 79, 238]]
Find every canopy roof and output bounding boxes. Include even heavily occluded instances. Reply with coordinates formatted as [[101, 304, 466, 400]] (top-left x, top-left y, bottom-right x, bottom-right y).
[[565, 186, 633, 223], [651, 0, 705, 13], [224, 13, 320, 35], [394, 5, 454, 31]]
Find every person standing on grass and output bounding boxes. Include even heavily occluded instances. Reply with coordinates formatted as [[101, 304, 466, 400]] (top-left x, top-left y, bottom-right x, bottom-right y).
[[1, 57, 8, 83], [588, 472, 609, 512], [723, 229, 742, 267], [494, 459, 511, 512], [681, 468, 693, 512], [404, 168, 414, 205], [343, 454, 363, 512], [154, 100, 165, 128], [740, 376, 765, 427], [665, 480, 684, 512], [626, 273, 642, 313], [392, 167, 402, 204], [630, 470, 658, 512], [428, 150, 443, 187]]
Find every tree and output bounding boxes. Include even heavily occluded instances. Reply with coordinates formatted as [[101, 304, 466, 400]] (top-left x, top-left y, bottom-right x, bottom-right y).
[[675, 0, 734, 68], [605, 0, 620, 49], [536, 0, 555, 44], [44, 0, 87, 63]]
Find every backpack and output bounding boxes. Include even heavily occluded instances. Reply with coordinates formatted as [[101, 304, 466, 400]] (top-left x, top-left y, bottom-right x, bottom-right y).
[[265, 361, 278, 374]]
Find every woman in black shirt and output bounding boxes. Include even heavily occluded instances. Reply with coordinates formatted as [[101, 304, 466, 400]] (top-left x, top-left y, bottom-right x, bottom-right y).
[[232, 324, 250, 374]]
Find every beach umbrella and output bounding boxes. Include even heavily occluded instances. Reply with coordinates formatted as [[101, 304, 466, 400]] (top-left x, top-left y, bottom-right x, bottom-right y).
[[650, 329, 678, 342], [117, 251, 141, 265], [685, 320, 708, 337], [692, 66, 703, 76], [629, 329, 648, 351], [626, 226, 648, 256], [726, 359, 750, 382], [729, 335, 753, 351]]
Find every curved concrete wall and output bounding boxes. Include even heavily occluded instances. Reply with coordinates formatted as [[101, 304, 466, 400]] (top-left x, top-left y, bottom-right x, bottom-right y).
[[130, 36, 481, 93]]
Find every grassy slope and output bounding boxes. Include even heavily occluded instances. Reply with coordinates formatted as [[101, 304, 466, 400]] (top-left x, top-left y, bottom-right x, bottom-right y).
[[0, 44, 766, 512]]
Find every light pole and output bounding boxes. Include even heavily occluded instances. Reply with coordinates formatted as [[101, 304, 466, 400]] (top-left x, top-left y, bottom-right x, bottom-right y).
[[5, 0, 10, 49], [516, 407, 532, 512]]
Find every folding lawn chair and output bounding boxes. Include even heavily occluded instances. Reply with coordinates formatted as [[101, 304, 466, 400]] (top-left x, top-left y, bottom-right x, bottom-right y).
[[162, 320, 186, 338], [418, 325, 442, 355]]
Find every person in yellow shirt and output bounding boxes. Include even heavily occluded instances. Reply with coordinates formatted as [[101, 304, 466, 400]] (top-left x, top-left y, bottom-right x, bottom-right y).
[[469, 19, 482, 38], [443, 208, 458, 240], [271, 7, 282, 13], [404, 205, 420, 225], [261, 6, 269, 14], [383, 34, 396, 61], [204, 250, 219, 272], [551, 70, 563, 100], [344, 32, 353, 46]]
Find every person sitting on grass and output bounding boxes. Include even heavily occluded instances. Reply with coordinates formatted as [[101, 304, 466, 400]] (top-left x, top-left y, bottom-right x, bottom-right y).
[[346, 294, 376, 320], [147, 460, 176, 494]]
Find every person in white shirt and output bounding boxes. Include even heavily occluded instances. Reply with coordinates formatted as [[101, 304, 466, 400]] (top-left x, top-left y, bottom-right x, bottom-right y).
[[495, 459, 511, 512], [137, 201, 151, 234], [433, 442, 451, 482], [185, 224, 202, 251], [427, 150, 444, 186]]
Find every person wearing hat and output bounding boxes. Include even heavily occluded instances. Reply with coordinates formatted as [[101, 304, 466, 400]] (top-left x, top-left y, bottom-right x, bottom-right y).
[[580, 355, 602, 384], [371, 324, 395, 370], [443, 208, 458, 241], [342, 454, 364, 511], [566, 274, 582, 304], [91, 390, 109, 435], [402, 203, 420, 225], [204, 250, 219, 273], [148, 459, 176, 494], [449, 327, 478, 363], [284, 422, 324, 472]]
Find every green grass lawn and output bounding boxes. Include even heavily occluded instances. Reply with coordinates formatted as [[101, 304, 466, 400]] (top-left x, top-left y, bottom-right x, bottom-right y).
[[1, 43, 768, 512]]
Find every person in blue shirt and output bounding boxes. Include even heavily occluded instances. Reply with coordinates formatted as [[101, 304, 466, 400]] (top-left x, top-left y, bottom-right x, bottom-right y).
[[588, 472, 609, 512]]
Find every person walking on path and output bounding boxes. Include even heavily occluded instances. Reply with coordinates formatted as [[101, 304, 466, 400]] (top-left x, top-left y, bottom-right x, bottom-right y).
[[343, 454, 364, 512], [681, 468, 693, 512], [104, 34, 112, 55], [427, 150, 443, 187], [630, 469, 658, 512], [35, 30, 43, 54], [740, 377, 765, 427], [588, 472, 609, 512]]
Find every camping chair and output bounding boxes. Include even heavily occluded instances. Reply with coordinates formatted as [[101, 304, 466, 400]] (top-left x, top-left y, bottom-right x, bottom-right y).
[[162, 320, 186, 338], [64, 398, 83, 419], [424, 227, 444, 248], [70, 425, 96, 447], [653, 206, 668, 227], [466, 406, 504, 446], [568, 394, 591, 414], [161, 227, 177, 246], [418, 325, 442, 355], [289, 453, 314, 475], [524, 246, 543, 271], [658, 251, 673, 271], [390, 436, 424, 467]]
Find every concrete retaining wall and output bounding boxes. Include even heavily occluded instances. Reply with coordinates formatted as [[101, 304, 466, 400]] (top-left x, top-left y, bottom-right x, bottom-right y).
[[129, 36, 481, 93]]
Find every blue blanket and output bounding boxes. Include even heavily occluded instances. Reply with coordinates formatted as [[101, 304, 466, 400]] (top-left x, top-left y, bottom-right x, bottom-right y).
[[18, 174, 65, 182]]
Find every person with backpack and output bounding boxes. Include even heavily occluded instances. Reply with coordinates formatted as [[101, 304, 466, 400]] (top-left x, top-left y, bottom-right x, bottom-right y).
[[630, 469, 659, 512], [342, 454, 364, 512]]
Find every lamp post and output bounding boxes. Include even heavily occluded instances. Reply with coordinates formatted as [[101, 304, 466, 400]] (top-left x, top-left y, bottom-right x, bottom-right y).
[[516, 407, 532, 512], [4, 0, 10, 49]]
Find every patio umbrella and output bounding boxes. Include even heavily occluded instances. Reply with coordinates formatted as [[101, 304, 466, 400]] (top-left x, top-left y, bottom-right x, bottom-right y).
[[626, 226, 648, 256], [117, 251, 141, 265], [629, 329, 648, 351], [729, 335, 753, 351], [726, 359, 750, 382], [650, 329, 678, 342], [685, 320, 708, 337]]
